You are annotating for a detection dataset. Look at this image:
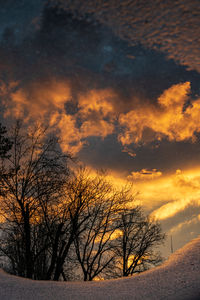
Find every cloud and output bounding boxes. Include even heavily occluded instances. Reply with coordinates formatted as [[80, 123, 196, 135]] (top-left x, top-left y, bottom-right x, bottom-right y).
[[1, 2, 200, 154], [118, 82, 200, 145], [78, 88, 116, 139], [151, 198, 199, 221], [55, 89, 116, 153], [127, 169, 162, 181], [51, 112, 84, 154], [122, 146, 136, 158], [78, 89, 116, 118], [3, 79, 71, 120], [2, 77, 117, 153], [80, 120, 114, 139], [57, 0, 200, 73], [150, 169, 200, 221], [169, 214, 200, 235], [1, 1, 200, 159]]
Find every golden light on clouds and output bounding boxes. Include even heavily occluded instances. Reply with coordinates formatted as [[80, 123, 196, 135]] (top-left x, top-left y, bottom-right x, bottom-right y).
[[78, 88, 116, 139], [81, 119, 114, 138], [101, 168, 200, 224], [4, 79, 71, 120], [51, 112, 84, 154], [151, 198, 196, 221], [3, 79, 200, 155], [78, 89, 115, 118], [148, 168, 200, 220], [127, 169, 162, 181], [2, 80, 118, 154], [119, 82, 200, 145]]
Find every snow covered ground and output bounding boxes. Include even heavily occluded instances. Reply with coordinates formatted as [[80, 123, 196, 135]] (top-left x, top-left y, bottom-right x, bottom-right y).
[[0, 237, 200, 300]]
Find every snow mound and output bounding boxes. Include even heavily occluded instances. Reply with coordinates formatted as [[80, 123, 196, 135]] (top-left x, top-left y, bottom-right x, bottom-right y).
[[0, 237, 200, 300]]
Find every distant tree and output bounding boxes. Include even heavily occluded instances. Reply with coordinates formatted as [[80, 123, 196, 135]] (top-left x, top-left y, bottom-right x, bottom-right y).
[[107, 207, 165, 278]]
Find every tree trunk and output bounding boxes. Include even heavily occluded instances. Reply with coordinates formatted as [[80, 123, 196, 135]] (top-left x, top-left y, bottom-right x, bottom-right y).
[[53, 236, 73, 280], [46, 223, 64, 280], [24, 204, 33, 279]]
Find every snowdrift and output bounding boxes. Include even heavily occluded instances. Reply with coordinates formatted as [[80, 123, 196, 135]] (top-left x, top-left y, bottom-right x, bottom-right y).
[[0, 237, 200, 300]]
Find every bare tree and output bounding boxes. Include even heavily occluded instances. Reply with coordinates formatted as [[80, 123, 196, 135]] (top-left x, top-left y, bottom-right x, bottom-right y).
[[71, 177, 133, 281], [43, 168, 108, 280], [108, 207, 165, 278], [0, 122, 165, 281], [0, 121, 71, 279]]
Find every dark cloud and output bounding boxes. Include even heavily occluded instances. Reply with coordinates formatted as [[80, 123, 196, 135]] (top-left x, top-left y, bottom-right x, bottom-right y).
[[79, 135, 200, 175], [0, 0, 43, 43], [56, 0, 200, 73], [1, 1, 200, 103]]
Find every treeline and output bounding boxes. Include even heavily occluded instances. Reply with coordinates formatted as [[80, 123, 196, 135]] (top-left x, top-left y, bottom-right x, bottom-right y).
[[0, 121, 165, 281]]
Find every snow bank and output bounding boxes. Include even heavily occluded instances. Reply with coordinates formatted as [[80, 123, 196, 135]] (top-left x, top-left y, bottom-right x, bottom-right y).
[[0, 237, 200, 300]]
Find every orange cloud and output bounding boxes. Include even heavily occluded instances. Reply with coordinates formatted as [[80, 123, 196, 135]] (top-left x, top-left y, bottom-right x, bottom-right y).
[[122, 146, 136, 157], [119, 82, 200, 145], [4, 79, 71, 120], [104, 168, 200, 218], [150, 169, 200, 220], [127, 169, 162, 181], [151, 198, 194, 221], [78, 89, 116, 118], [3, 79, 117, 154], [78, 88, 116, 139], [81, 119, 114, 138], [51, 112, 84, 154], [4, 78, 200, 156]]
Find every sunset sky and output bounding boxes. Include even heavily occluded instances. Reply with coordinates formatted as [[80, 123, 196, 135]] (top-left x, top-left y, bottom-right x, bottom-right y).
[[0, 0, 200, 258]]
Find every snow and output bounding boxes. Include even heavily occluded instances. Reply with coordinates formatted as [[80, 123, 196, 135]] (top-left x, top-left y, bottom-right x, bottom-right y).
[[0, 237, 200, 300]]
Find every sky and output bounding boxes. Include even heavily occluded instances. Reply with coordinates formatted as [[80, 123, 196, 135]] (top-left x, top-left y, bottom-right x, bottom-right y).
[[0, 0, 200, 258]]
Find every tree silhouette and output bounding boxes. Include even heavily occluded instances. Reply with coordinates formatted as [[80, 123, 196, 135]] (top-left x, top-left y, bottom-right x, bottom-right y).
[[108, 207, 165, 278], [0, 123, 12, 159], [0, 121, 165, 281], [0, 121, 71, 279]]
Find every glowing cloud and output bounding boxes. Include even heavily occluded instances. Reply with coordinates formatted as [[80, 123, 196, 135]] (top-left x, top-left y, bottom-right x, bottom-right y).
[[4, 79, 71, 120], [119, 82, 200, 145], [78, 89, 116, 118], [51, 112, 84, 154], [151, 198, 195, 221], [78, 88, 116, 139], [2, 78, 117, 154], [127, 169, 162, 181], [150, 169, 200, 220]]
